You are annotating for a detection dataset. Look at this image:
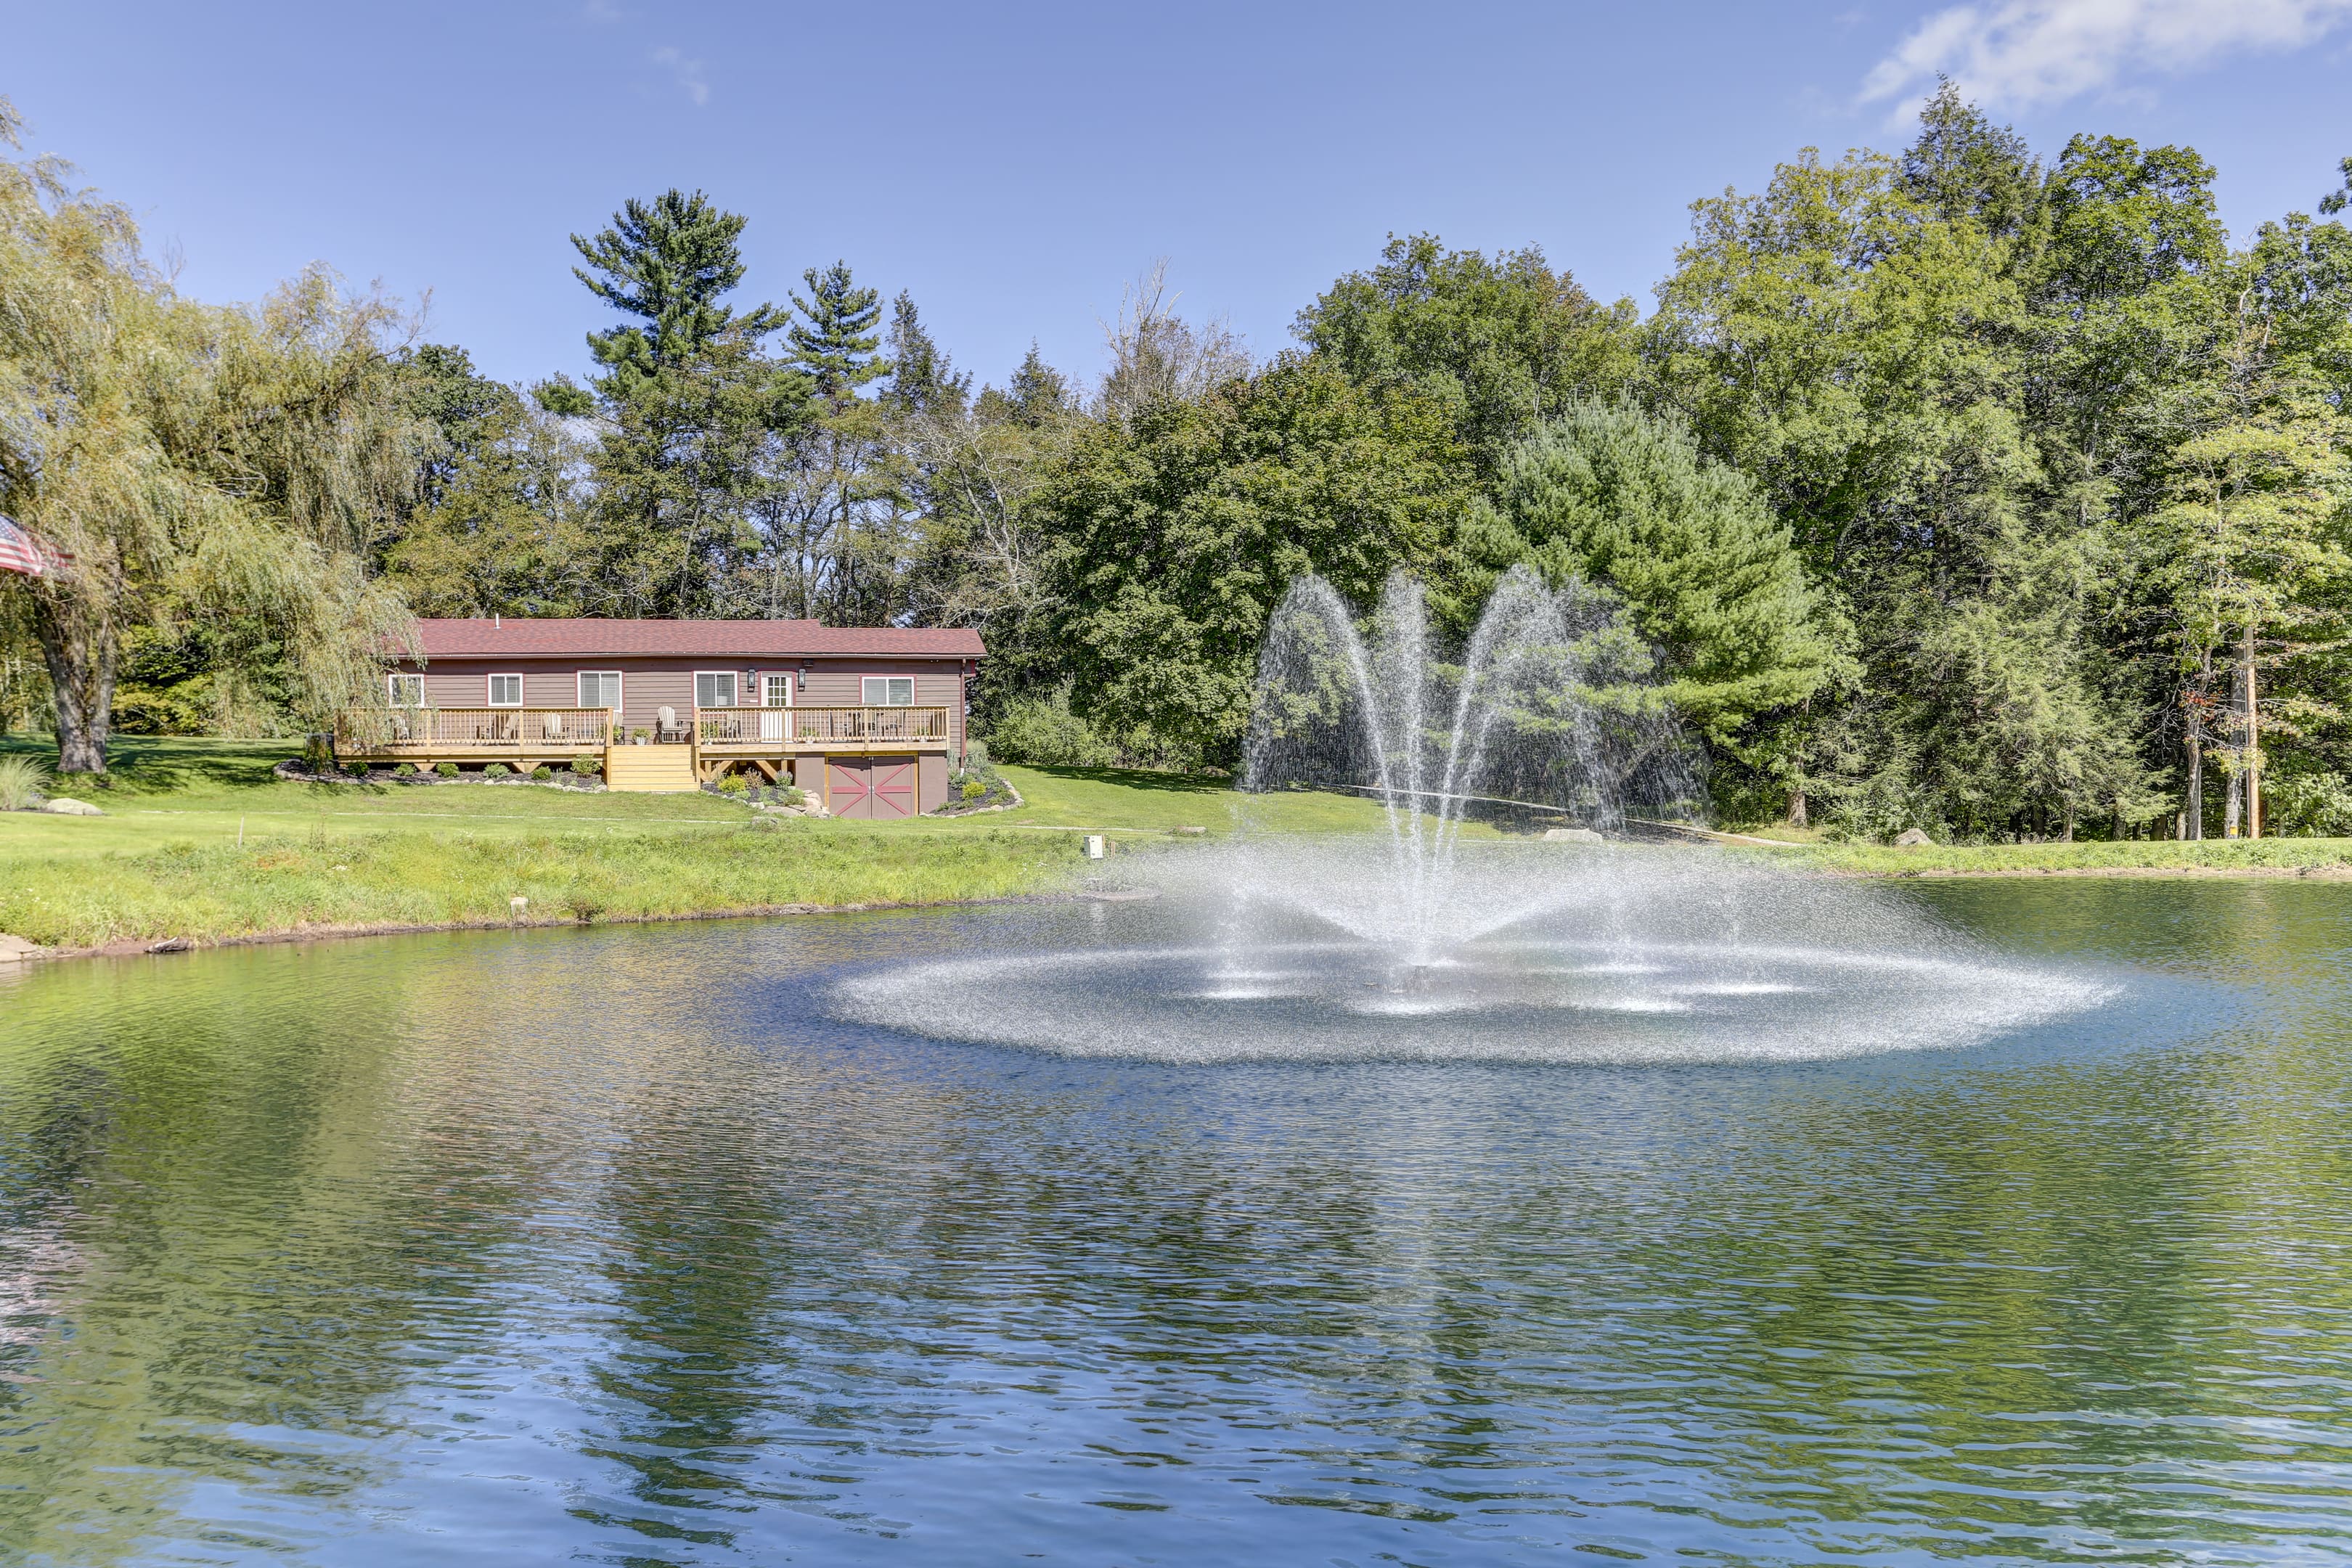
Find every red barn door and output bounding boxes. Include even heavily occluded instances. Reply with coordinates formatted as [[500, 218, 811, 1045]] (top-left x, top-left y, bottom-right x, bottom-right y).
[[828, 757, 872, 817], [868, 756, 916, 819], [826, 756, 916, 819]]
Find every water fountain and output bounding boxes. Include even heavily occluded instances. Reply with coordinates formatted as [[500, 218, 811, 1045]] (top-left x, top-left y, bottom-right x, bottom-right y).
[[1237, 565, 1697, 965], [832, 571, 2113, 1063]]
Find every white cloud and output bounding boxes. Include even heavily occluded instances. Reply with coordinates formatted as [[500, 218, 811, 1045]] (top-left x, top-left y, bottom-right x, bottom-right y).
[[1861, 0, 2352, 118], [652, 45, 709, 107]]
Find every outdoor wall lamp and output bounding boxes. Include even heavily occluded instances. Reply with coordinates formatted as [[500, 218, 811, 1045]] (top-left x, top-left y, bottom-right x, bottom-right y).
[[797, 663, 809, 693]]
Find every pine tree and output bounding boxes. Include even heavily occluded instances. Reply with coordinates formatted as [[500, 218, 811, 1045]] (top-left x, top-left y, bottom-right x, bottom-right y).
[[571, 190, 783, 386], [1474, 399, 1842, 760], [765, 261, 903, 623], [1008, 343, 1072, 425], [788, 261, 888, 401], [565, 189, 788, 616], [883, 291, 968, 417]]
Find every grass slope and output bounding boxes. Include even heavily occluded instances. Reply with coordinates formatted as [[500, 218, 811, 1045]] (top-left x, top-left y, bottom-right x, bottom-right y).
[[0, 740, 1395, 948], [9, 735, 2346, 950]]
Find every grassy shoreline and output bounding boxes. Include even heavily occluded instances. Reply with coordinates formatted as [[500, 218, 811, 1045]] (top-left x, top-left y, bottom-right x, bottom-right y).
[[7, 737, 2351, 959], [1739, 837, 2352, 877], [0, 818, 1081, 952]]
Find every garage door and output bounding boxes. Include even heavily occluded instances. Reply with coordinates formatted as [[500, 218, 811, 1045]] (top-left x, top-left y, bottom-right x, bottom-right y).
[[827, 755, 918, 820]]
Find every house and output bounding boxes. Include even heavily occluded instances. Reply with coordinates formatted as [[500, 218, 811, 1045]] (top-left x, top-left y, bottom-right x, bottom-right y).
[[336, 618, 984, 815]]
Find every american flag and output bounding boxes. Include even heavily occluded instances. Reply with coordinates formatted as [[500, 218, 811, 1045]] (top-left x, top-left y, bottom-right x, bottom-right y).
[[0, 515, 44, 578]]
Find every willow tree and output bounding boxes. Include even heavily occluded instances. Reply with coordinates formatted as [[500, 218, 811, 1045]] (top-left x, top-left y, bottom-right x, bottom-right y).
[[0, 101, 416, 772]]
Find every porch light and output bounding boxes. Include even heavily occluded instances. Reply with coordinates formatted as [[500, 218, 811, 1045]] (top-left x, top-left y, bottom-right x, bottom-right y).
[[797, 663, 809, 693]]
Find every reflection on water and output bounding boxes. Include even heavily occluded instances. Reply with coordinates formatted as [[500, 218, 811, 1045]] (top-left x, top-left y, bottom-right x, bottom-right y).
[[0, 881, 2348, 1564]]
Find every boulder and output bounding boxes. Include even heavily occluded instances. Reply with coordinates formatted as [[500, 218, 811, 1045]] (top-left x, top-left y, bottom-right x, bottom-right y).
[[39, 797, 102, 816], [1542, 827, 1605, 844], [1893, 827, 1932, 847]]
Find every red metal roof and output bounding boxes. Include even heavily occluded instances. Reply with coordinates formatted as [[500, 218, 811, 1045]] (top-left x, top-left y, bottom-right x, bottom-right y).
[[412, 618, 985, 660]]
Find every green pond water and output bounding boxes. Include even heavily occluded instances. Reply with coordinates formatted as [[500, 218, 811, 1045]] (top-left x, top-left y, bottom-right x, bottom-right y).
[[0, 878, 2348, 1564]]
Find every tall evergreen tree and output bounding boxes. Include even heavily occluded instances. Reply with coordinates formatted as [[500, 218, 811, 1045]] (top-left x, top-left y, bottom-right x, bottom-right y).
[[882, 290, 968, 416], [573, 191, 784, 382], [565, 189, 792, 616], [788, 261, 887, 400], [756, 262, 905, 624], [999, 342, 1074, 427], [1471, 400, 1844, 761]]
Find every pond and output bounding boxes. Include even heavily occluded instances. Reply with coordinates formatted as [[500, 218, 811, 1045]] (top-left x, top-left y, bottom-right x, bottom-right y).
[[1, 878, 2348, 1564]]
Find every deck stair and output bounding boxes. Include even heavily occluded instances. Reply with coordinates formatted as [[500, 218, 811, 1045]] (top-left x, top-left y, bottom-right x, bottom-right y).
[[605, 744, 698, 794]]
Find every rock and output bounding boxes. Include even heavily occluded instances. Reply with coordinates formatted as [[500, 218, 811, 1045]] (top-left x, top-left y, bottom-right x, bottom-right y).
[[1894, 828, 1933, 847], [39, 797, 102, 816], [1542, 827, 1605, 844], [146, 937, 192, 954], [0, 934, 41, 963]]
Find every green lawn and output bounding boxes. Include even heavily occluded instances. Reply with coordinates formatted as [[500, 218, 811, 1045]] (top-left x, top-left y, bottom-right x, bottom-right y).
[[7, 734, 2346, 951], [0, 737, 1402, 949], [992, 765, 1407, 834]]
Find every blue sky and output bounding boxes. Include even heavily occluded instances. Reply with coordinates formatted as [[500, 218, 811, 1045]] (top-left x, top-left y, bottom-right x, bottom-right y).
[[7, 1, 2349, 393]]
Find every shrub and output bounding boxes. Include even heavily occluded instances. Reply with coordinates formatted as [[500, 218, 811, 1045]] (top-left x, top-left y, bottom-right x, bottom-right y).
[[2263, 768, 2352, 836], [782, 785, 806, 806], [531, 764, 552, 781], [961, 778, 987, 801], [436, 761, 459, 778], [0, 753, 51, 810], [963, 739, 990, 769], [717, 772, 749, 796], [484, 763, 512, 779], [571, 755, 602, 779], [987, 688, 1117, 767]]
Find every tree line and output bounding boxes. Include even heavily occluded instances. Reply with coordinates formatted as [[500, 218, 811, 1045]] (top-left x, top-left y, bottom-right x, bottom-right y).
[[4, 86, 2349, 838]]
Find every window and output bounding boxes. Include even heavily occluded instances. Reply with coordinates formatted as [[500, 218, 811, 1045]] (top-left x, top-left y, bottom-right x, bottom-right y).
[[764, 674, 793, 707], [862, 676, 915, 706], [695, 671, 737, 709], [579, 671, 622, 709], [488, 674, 523, 706], [388, 674, 425, 706]]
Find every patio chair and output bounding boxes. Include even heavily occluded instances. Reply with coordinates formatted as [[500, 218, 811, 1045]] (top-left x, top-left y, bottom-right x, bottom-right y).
[[656, 706, 687, 743]]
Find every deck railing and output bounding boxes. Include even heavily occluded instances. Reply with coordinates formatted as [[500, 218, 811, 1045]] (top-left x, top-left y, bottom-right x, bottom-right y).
[[337, 704, 946, 755], [693, 705, 949, 747], [338, 707, 613, 752]]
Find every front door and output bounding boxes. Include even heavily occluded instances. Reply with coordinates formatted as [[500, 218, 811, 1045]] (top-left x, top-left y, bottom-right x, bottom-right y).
[[826, 756, 918, 820], [761, 674, 791, 742]]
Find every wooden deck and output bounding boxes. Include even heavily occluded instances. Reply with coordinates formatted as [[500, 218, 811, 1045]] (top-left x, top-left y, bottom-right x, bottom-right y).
[[335, 705, 954, 790]]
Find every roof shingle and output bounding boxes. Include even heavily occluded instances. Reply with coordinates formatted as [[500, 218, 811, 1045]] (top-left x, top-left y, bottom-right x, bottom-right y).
[[412, 618, 984, 660]]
